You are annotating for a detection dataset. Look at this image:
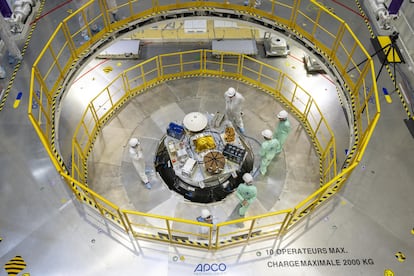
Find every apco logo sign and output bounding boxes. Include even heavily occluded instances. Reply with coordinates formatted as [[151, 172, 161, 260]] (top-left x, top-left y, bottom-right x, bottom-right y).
[[194, 263, 227, 273]]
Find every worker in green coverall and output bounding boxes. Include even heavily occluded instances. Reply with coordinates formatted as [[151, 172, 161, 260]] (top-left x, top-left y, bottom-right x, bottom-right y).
[[236, 173, 257, 217], [260, 129, 281, 175], [273, 110, 291, 148]]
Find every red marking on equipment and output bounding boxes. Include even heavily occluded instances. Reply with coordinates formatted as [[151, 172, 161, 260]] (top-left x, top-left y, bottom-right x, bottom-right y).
[[73, 59, 109, 84], [30, 0, 74, 25]]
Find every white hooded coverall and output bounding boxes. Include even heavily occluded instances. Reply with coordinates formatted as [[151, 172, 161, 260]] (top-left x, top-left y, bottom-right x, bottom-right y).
[[224, 91, 245, 130], [129, 144, 149, 184]]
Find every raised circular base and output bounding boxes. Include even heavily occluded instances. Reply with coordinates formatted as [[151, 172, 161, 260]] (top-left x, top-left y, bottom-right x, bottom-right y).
[[155, 135, 254, 203]]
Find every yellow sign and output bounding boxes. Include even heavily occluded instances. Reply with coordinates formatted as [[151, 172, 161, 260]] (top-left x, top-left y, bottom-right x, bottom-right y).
[[377, 36, 402, 63]]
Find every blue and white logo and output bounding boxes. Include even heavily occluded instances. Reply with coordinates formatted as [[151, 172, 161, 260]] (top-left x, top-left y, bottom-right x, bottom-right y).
[[194, 263, 227, 273]]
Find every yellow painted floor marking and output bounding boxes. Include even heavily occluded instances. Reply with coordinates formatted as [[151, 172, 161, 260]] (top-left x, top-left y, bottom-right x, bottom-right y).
[[384, 95, 392, 104], [4, 255, 26, 276], [382, 88, 392, 104], [13, 100, 20, 109], [384, 269, 394, 276], [395, 251, 406, 262], [103, 66, 113, 73], [13, 92, 23, 109]]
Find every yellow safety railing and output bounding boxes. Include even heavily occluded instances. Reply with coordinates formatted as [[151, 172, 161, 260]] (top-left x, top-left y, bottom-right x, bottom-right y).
[[28, 0, 380, 250]]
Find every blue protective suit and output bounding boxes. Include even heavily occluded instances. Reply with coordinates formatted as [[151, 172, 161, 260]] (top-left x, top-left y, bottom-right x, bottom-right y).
[[236, 183, 257, 216], [259, 138, 281, 175], [273, 119, 291, 147]]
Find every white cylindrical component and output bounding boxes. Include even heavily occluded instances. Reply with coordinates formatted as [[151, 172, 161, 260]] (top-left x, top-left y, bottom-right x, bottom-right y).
[[22, 0, 36, 6], [13, 4, 31, 22], [12, 0, 24, 9], [0, 14, 22, 60], [367, 0, 389, 18], [10, 12, 23, 23], [377, 10, 388, 20]]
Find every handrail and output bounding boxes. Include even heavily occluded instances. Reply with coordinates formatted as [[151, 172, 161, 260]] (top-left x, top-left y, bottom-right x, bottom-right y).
[[28, 0, 380, 250]]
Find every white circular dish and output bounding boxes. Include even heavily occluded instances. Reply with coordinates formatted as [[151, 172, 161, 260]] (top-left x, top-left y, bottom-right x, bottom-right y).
[[183, 112, 208, 132]]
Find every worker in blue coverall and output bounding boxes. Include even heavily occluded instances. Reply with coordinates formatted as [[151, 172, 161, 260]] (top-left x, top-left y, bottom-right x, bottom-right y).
[[273, 110, 291, 148], [260, 129, 281, 175], [236, 173, 257, 217]]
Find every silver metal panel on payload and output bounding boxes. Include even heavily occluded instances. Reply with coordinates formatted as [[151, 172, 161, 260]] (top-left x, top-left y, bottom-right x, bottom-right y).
[[97, 40, 141, 59], [212, 39, 258, 57]]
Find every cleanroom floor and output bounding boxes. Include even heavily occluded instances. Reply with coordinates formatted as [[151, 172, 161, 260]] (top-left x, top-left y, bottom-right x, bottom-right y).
[[0, 1, 413, 275]]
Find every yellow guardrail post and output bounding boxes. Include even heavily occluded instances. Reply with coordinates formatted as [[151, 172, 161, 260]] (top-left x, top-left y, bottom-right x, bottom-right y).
[[289, 0, 301, 29], [166, 219, 172, 242], [98, 0, 112, 33], [246, 218, 256, 242], [28, 1, 380, 251], [278, 211, 293, 237]]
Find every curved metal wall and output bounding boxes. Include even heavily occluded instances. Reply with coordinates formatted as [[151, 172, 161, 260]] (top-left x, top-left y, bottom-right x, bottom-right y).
[[28, 0, 380, 249]]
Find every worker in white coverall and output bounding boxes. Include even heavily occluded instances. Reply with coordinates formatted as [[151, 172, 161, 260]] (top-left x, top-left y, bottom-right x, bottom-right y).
[[260, 129, 281, 175], [74, 0, 117, 40], [224, 87, 245, 134], [196, 209, 215, 237], [0, 15, 22, 62], [129, 138, 152, 189], [73, 0, 96, 40], [236, 173, 257, 217], [273, 110, 291, 148], [106, 0, 119, 22]]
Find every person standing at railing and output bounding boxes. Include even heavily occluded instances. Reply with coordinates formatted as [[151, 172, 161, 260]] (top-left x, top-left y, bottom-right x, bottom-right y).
[[236, 173, 257, 217], [106, 0, 119, 22], [129, 138, 152, 189], [224, 87, 246, 134], [244, 0, 261, 7], [196, 209, 216, 238], [73, 0, 99, 41], [273, 110, 291, 148], [260, 129, 281, 175]]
